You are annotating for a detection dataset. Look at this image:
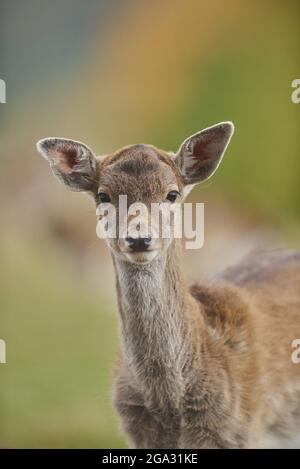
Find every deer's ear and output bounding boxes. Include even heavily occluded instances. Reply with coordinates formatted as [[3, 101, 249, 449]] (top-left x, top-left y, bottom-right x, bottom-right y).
[[36, 138, 98, 192], [175, 122, 234, 185]]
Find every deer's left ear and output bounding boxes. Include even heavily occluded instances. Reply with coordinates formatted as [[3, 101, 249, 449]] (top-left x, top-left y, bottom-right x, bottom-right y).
[[37, 138, 98, 192], [175, 122, 234, 185]]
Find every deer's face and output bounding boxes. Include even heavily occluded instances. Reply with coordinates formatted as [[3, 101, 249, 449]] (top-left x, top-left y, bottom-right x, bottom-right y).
[[37, 122, 234, 265], [95, 144, 184, 263]]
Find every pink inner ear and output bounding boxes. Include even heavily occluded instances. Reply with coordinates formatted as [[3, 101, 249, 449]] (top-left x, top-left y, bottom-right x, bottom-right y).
[[55, 148, 78, 174]]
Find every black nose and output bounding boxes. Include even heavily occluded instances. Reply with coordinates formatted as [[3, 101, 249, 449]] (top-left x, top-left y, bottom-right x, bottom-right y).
[[125, 236, 152, 252]]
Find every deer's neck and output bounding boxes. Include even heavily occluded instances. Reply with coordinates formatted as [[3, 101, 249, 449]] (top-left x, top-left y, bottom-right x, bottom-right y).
[[113, 241, 196, 408]]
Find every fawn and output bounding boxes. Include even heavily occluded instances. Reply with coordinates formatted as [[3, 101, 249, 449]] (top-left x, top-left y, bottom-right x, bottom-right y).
[[37, 122, 300, 448]]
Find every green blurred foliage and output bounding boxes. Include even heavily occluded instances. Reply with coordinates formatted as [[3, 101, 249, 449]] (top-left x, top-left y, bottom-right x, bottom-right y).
[[0, 238, 124, 448]]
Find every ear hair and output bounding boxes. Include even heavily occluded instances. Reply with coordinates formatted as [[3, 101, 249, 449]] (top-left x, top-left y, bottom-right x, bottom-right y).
[[175, 121, 234, 185], [36, 137, 98, 192]]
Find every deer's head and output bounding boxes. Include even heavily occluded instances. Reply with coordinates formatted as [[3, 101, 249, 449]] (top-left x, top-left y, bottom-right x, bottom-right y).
[[37, 122, 234, 264]]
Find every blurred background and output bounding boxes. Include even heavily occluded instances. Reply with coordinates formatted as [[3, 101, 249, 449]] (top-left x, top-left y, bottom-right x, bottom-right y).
[[0, 0, 299, 448]]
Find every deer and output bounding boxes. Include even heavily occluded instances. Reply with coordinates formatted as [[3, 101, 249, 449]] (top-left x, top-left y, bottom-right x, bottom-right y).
[[37, 122, 300, 448]]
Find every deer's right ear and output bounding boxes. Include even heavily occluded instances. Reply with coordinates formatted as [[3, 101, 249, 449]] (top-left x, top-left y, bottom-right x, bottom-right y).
[[175, 122, 234, 185], [36, 138, 98, 192]]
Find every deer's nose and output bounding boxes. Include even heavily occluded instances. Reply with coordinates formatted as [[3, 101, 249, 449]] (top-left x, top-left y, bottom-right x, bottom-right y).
[[125, 236, 152, 252]]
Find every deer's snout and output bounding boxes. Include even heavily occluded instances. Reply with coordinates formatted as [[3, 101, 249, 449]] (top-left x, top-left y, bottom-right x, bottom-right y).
[[118, 215, 164, 264], [125, 236, 152, 252], [118, 232, 162, 264]]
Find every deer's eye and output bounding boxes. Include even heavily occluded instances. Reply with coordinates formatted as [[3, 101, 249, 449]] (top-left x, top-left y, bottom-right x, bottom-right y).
[[97, 192, 111, 204], [166, 190, 180, 203]]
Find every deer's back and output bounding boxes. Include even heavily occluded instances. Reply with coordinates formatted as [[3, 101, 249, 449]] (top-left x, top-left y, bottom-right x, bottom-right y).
[[218, 249, 300, 363], [191, 249, 300, 445]]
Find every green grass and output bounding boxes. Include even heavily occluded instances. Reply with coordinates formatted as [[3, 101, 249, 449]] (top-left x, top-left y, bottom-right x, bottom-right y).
[[0, 238, 125, 448]]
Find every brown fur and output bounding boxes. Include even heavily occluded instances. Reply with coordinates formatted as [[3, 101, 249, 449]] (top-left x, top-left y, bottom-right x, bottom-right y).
[[112, 244, 300, 448], [37, 124, 300, 448]]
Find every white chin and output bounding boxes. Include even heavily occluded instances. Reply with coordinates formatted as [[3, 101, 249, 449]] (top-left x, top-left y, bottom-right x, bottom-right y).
[[124, 250, 159, 264]]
